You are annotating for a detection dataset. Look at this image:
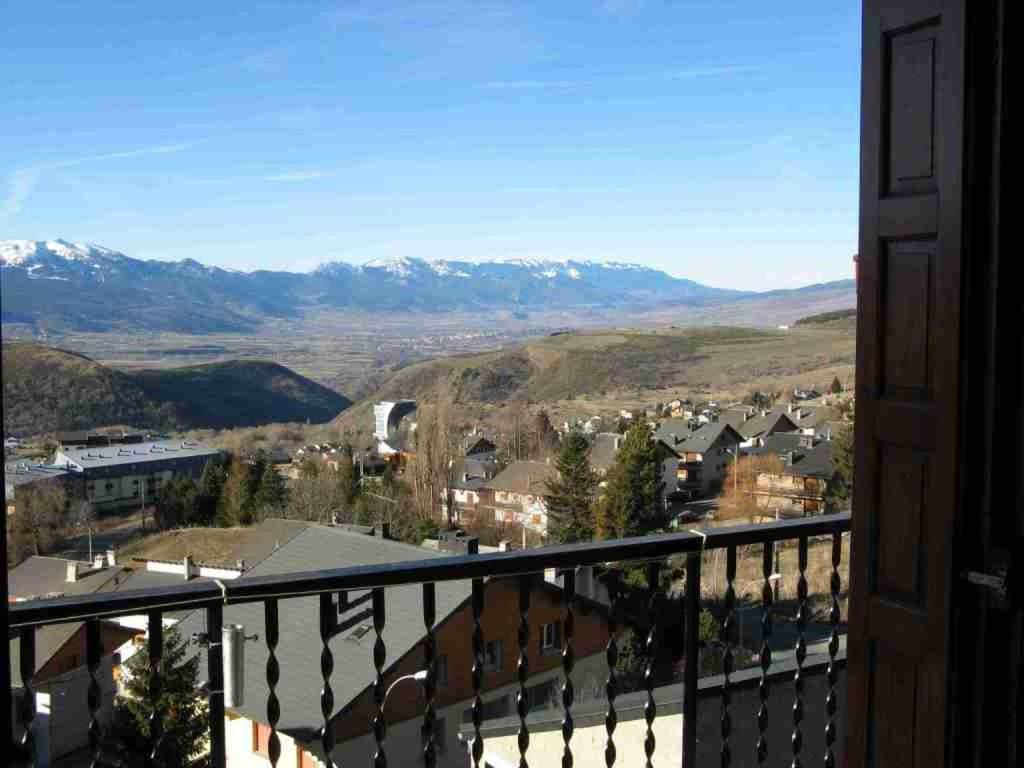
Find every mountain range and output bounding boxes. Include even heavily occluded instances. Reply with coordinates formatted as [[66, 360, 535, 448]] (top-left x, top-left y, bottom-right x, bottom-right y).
[[0, 240, 854, 334]]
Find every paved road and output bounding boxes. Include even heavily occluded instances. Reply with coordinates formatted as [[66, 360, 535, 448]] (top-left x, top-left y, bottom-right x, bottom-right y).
[[59, 513, 148, 560]]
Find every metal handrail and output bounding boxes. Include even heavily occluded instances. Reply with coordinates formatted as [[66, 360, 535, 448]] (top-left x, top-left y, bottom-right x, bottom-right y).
[[8, 513, 849, 629]]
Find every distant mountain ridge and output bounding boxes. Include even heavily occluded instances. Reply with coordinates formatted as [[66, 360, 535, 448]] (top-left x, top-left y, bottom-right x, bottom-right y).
[[1, 239, 853, 333], [1, 342, 351, 436]]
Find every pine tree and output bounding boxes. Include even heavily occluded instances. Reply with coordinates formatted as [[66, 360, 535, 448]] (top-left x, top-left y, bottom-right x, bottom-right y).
[[544, 432, 598, 543], [830, 376, 843, 394], [595, 421, 659, 539], [826, 416, 855, 512], [195, 460, 226, 526], [110, 629, 209, 768], [253, 461, 288, 516], [154, 477, 198, 529]]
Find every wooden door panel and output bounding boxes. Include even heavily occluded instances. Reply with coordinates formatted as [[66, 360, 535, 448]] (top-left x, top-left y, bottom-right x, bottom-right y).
[[848, 1, 966, 766]]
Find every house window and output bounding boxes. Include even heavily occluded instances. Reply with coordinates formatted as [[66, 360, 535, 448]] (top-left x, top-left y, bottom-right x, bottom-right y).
[[462, 697, 509, 724], [252, 721, 272, 757], [436, 654, 448, 687], [483, 639, 503, 671], [541, 622, 561, 652], [525, 679, 559, 711]]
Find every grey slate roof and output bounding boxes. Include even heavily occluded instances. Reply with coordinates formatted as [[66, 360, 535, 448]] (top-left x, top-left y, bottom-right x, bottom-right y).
[[8, 557, 127, 687], [675, 423, 743, 455], [747, 435, 836, 479], [654, 419, 694, 448], [786, 441, 835, 479], [4, 462, 71, 488], [483, 461, 558, 495], [8, 555, 118, 601], [451, 458, 498, 491], [55, 440, 219, 470], [716, 406, 755, 432], [176, 525, 472, 735], [739, 411, 799, 440]]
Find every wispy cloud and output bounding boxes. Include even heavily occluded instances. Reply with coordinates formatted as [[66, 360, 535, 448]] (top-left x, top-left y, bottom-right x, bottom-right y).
[[1, 142, 191, 222], [0, 168, 41, 221], [263, 170, 329, 182], [483, 64, 761, 90]]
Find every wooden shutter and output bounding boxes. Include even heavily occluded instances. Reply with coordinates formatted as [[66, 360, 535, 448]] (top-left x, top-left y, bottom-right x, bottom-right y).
[[847, 1, 967, 766]]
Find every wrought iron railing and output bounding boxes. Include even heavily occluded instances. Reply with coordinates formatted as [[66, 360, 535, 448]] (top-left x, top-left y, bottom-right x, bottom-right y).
[[6, 513, 850, 767]]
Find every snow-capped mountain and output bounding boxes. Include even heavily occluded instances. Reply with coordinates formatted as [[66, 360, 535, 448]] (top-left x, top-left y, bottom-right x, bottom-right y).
[[0, 240, 851, 334]]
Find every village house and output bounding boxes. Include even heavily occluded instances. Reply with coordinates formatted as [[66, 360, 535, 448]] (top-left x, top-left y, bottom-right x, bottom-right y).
[[588, 432, 623, 477], [173, 524, 611, 768], [748, 434, 838, 517], [661, 422, 744, 499], [736, 410, 800, 448], [478, 461, 558, 535]]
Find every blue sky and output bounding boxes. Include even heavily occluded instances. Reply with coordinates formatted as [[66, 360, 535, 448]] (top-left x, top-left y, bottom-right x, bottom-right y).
[[1, 1, 860, 290]]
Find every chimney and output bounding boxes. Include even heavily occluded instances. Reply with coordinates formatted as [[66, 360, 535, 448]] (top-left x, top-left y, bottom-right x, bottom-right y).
[[65, 562, 79, 583], [106, 548, 116, 567]]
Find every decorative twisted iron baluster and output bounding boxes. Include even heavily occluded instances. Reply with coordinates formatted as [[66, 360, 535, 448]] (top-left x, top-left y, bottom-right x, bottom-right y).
[[372, 588, 388, 768], [825, 533, 842, 768], [86, 619, 103, 768], [604, 571, 620, 768], [721, 546, 737, 768], [470, 577, 485, 768], [756, 544, 773, 765], [319, 593, 336, 768], [791, 536, 809, 768], [148, 610, 165, 767], [561, 569, 576, 768], [643, 563, 661, 768], [516, 575, 531, 768], [206, 603, 226, 768], [19, 627, 36, 763], [423, 583, 438, 768], [265, 599, 282, 768]]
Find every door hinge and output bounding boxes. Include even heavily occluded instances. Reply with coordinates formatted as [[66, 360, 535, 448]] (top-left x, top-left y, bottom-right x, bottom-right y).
[[965, 569, 1007, 596]]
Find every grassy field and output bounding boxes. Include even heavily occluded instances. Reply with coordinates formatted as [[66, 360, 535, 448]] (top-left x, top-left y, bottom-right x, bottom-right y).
[[331, 322, 855, 438], [119, 527, 248, 565]]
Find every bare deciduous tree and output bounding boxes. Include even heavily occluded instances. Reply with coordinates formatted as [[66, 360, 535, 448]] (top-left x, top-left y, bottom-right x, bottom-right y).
[[717, 453, 785, 522]]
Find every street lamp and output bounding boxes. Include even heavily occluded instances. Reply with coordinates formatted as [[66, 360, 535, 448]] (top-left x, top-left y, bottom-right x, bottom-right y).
[[369, 670, 428, 767]]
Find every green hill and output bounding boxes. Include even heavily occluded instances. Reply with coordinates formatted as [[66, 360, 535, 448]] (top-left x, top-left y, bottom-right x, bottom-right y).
[[132, 360, 350, 430], [2, 343, 350, 436], [333, 323, 857, 434], [794, 308, 857, 326]]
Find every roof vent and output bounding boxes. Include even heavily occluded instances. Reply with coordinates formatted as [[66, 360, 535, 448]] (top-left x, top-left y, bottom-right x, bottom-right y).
[[349, 625, 372, 641]]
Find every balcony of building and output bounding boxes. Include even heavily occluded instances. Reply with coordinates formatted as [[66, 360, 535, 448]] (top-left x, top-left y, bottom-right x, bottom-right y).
[[6, 514, 849, 768]]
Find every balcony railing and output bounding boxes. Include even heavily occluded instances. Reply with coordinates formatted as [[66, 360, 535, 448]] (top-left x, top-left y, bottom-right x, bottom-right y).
[[6, 513, 850, 768]]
